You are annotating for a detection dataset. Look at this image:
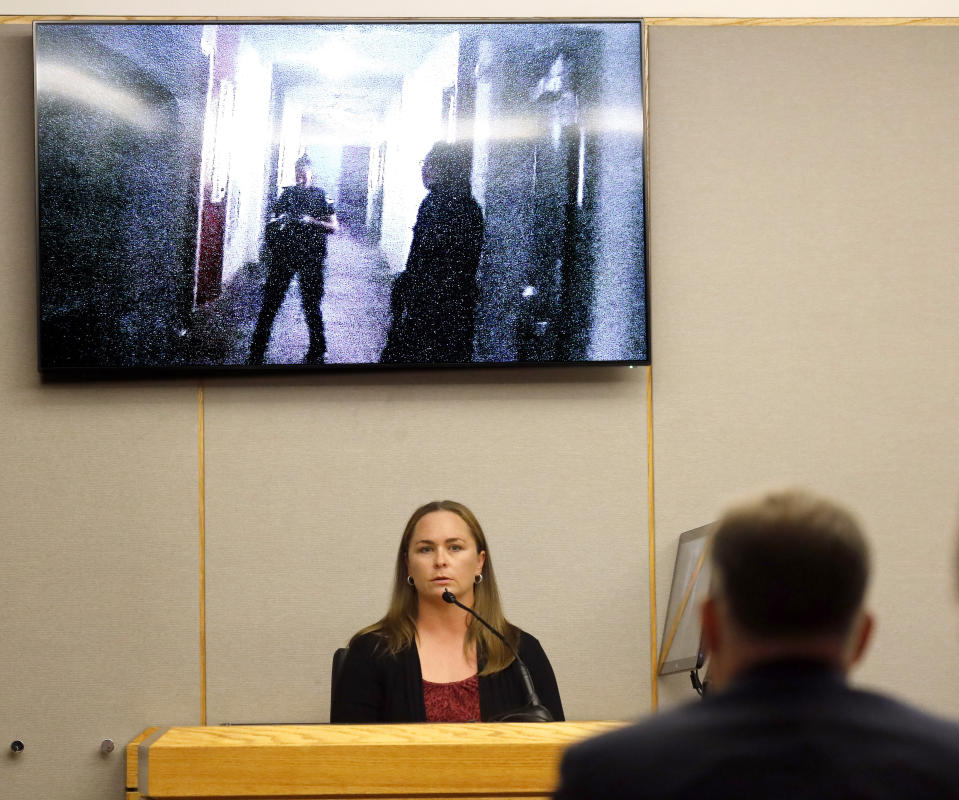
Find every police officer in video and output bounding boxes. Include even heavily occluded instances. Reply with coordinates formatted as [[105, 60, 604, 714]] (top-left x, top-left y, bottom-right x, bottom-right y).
[[249, 153, 338, 365]]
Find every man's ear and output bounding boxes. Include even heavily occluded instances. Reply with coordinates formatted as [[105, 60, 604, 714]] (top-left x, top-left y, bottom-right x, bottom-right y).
[[701, 596, 721, 655], [846, 611, 874, 668]]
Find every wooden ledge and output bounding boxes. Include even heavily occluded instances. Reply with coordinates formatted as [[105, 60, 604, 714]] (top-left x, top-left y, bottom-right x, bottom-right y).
[[132, 721, 623, 798]]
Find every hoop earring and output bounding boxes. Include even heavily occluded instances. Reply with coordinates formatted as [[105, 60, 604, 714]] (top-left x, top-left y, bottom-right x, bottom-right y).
[[407, 576, 415, 586], [474, 574, 483, 584]]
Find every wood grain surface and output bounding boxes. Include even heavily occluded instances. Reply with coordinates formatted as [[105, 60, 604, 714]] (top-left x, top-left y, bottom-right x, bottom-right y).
[[137, 722, 623, 797], [7, 16, 959, 25]]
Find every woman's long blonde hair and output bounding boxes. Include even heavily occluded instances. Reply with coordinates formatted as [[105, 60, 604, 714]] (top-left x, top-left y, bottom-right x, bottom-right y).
[[351, 500, 518, 676]]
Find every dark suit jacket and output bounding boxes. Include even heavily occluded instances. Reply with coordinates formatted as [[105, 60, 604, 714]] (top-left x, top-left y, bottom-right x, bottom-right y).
[[555, 659, 959, 800], [330, 629, 564, 723]]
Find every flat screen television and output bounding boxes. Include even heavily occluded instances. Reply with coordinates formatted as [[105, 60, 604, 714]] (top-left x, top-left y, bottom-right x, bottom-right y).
[[34, 20, 648, 375]]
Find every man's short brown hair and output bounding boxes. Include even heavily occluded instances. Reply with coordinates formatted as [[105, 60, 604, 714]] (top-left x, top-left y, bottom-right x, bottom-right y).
[[710, 489, 870, 638]]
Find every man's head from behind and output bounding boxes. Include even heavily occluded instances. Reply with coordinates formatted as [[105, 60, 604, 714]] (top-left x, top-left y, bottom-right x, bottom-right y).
[[702, 489, 873, 688], [421, 141, 472, 193]]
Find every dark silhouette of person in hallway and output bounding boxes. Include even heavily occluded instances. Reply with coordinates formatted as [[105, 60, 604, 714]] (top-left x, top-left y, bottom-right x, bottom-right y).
[[381, 142, 484, 364], [249, 153, 338, 365]]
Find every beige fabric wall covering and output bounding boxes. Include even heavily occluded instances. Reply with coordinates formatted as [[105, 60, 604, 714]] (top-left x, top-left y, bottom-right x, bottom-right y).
[[0, 23, 201, 799], [2, 10, 959, 800], [647, 23, 959, 708], [202, 371, 649, 724]]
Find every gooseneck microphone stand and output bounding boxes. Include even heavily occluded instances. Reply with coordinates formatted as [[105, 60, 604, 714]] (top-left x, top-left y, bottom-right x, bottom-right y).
[[442, 589, 554, 722]]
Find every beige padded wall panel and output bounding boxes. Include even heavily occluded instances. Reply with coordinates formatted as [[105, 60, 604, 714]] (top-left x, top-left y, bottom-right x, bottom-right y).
[[647, 24, 959, 710], [202, 371, 650, 723], [0, 24, 201, 799]]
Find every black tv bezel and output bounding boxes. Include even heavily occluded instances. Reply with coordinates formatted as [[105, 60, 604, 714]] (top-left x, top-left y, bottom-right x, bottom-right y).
[[33, 17, 651, 380]]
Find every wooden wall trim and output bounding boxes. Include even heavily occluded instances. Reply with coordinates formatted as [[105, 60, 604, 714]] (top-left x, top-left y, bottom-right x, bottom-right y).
[[645, 17, 959, 25], [198, 386, 207, 725], [8, 15, 959, 24]]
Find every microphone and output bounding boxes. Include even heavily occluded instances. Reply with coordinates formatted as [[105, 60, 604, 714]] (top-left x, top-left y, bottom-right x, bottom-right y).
[[442, 588, 554, 722]]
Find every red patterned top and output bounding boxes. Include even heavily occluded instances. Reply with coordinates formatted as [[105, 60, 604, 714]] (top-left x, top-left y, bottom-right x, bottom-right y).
[[423, 674, 481, 722]]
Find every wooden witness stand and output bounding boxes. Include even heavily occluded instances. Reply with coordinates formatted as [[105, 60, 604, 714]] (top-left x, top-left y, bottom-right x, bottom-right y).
[[126, 721, 623, 799]]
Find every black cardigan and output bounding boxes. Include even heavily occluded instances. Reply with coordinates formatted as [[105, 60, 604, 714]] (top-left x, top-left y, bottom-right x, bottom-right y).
[[330, 629, 565, 723]]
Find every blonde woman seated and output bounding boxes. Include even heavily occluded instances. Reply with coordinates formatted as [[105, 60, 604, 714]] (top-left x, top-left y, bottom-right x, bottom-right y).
[[331, 500, 564, 723]]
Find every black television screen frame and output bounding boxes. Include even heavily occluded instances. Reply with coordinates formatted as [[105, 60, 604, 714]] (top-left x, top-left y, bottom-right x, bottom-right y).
[[34, 18, 650, 377]]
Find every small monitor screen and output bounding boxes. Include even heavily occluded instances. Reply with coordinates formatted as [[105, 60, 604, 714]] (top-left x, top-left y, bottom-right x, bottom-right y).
[[34, 20, 648, 375], [658, 523, 713, 675]]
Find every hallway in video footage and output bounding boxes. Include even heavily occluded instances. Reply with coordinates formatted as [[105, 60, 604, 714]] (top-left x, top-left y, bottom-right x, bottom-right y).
[[183, 23, 447, 366], [188, 227, 393, 365]]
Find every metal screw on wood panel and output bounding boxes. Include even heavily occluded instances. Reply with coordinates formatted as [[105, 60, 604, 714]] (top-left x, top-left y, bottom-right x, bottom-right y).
[[100, 739, 115, 755], [10, 741, 24, 753]]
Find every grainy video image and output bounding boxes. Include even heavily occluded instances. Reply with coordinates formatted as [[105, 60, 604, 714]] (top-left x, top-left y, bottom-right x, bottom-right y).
[[35, 21, 647, 371]]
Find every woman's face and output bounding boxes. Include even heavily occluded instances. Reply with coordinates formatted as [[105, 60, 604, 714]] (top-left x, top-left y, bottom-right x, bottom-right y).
[[406, 510, 486, 603]]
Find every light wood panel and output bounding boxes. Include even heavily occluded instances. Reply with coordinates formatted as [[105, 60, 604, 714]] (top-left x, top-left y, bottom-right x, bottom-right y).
[[646, 17, 959, 25], [135, 722, 623, 798], [8, 15, 959, 25]]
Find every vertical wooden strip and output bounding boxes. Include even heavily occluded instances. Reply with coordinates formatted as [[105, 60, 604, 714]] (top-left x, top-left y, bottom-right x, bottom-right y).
[[642, 19, 658, 711], [198, 385, 207, 726], [646, 365, 658, 710]]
